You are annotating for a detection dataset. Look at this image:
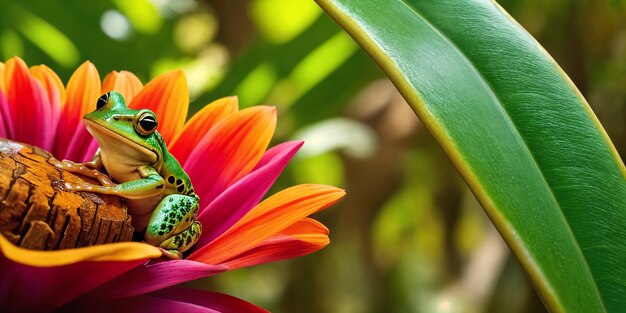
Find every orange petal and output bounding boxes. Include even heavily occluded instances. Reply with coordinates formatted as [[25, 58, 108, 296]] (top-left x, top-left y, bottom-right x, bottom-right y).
[[30, 65, 66, 108], [64, 61, 101, 114], [190, 184, 344, 265], [222, 218, 330, 270], [102, 70, 143, 103], [184, 106, 277, 206], [170, 96, 239, 163], [279, 217, 329, 240], [3, 58, 17, 92], [0, 62, 5, 93], [54, 61, 101, 160], [129, 70, 188, 142]]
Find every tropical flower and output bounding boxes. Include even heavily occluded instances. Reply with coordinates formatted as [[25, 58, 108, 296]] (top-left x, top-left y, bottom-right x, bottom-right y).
[[0, 57, 344, 312]]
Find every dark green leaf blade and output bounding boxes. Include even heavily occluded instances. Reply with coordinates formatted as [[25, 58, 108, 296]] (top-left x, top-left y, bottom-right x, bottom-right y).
[[315, 0, 626, 312]]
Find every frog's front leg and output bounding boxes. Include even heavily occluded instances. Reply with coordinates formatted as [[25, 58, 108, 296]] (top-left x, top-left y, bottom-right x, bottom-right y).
[[55, 150, 114, 186], [144, 194, 201, 259], [64, 166, 164, 199]]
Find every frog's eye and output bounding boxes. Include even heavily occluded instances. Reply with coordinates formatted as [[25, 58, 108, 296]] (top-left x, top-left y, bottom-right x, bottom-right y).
[[96, 93, 109, 110], [136, 112, 158, 135]]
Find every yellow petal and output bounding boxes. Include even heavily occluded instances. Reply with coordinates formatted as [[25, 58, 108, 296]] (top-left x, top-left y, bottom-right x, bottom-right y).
[[0, 234, 161, 267], [130, 70, 189, 142], [102, 70, 143, 103]]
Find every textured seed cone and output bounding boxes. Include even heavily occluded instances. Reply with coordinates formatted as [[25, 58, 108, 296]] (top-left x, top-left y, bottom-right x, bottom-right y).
[[0, 138, 134, 250]]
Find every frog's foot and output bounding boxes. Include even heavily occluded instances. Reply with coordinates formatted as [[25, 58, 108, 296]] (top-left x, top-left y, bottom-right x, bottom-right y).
[[144, 194, 202, 258], [153, 221, 202, 259], [157, 247, 182, 260], [55, 160, 115, 186]]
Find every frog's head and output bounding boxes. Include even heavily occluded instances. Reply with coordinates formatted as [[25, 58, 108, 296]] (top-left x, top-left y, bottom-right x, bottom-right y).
[[83, 91, 164, 165]]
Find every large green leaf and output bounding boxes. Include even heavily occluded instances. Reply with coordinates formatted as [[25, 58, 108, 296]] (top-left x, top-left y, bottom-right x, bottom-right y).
[[315, 0, 626, 312]]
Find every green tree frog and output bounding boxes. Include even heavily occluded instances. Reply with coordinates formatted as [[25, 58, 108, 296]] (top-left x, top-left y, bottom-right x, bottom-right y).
[[57, 91, 201, 259]]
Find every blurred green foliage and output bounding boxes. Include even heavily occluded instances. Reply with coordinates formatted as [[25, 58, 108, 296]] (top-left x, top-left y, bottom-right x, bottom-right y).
[[1, 0, 623, 312]]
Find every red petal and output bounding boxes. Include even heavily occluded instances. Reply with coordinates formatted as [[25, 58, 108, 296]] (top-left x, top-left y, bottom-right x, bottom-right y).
[[130, 70, 188, 142], [170, 96, 239, 164]]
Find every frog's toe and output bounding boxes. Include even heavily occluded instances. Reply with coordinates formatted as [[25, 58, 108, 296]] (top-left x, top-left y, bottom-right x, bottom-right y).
[[93, 172, 115, 186], [54, 159, 74, 169], [158, 247, 182, 260], [64, 182, 98, 192], [64, 182, 78, 190]]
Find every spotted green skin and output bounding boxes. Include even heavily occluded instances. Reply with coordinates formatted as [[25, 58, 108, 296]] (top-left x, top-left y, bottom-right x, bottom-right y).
[[61, 91, 201, 259], [147, 194, 201, 255]]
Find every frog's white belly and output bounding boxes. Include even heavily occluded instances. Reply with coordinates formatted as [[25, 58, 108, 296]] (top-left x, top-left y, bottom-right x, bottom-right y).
[[86, 121, 158, 184], [101, 150, 147, 183]]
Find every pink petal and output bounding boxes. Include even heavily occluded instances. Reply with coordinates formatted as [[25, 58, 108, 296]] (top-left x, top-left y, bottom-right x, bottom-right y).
[[193, 141, 303, 248], [68, 295, 220, 313], [0, 259, 143, 312], [77, 260, 225, 303], [59, 127, 96, 162], [0, 91, 9, 138], [0, 241, 158, 312], [81, 137, 100, 162], [54, 61, 101, 161], [30, 65, 65, 140], [150, 287, 269, 313], [70, 289, 268, 313], [6, 58, 53, 149]]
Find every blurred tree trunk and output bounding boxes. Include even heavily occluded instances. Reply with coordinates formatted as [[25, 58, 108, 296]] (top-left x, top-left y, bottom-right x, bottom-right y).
[[205, 0, 255, 55]]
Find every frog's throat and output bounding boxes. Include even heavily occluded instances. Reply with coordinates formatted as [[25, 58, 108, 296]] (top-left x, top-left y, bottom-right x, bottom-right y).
[[84, 120, 158, 164]]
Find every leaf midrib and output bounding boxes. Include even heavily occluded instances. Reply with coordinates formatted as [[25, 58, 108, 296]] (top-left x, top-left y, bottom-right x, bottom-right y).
[[394, 0, 606, 311]]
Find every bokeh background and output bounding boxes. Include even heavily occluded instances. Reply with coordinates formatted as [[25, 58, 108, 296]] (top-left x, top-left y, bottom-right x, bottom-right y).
[[0, 0, 624, 312]]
